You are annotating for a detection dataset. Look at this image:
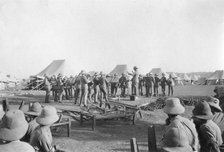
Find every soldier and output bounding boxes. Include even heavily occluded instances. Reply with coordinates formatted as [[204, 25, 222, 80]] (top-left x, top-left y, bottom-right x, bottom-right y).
[[63, 76, 70, 100], [138, 74, 144, 96], [110, 73, 119, 97], [79, 71, 89, 107], [50, 75, 57, 99], [153, 74, 160, 97], [54, 73, 64, 102], [0, 110, 35, 152], [30, 106, 59, 152], [144, 73, 154, 97], [162, 98, 199, 151], [167, 74, 175, 96], [68, 75, 74, 98], [160, 73, 167, 96], [43, 75, 51, 103], [98, 72, 110, 108], [119, 73, 127, 97], [92, 72, 100, 103], [74, 75, 81, 104], [192, 101, 223, 152], [128, 66, 139, 96]]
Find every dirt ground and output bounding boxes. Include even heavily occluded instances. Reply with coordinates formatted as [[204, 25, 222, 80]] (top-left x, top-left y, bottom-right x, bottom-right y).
[[0, 85, 217, 152]]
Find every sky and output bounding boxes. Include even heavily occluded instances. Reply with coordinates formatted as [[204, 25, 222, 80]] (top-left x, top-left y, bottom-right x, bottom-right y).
[[0, 0, 224, 78]]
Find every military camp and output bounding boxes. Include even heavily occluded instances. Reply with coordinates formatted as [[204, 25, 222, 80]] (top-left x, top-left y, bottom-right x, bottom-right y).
[[0, 0, 224, 152]]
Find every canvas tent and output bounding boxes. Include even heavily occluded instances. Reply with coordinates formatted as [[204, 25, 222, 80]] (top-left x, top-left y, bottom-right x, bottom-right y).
[[37, 60, 65, 77], [109, 64, 129, 76], [206, 70, 224, 85], [150, 68, 168, 78]]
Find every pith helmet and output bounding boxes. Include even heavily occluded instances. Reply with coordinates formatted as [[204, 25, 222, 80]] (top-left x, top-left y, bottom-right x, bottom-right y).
[[0, 110, 28, 141], [192, 101, 213, 120], [36, 106, 59, 125], [163, 98, 185, 115]]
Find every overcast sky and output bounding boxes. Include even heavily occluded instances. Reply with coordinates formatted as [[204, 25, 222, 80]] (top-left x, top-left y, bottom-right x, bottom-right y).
[[0, 0, 224, 78]]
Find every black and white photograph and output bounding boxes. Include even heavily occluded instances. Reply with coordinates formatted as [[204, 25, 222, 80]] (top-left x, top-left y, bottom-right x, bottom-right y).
[[0, 0, 224, 152]]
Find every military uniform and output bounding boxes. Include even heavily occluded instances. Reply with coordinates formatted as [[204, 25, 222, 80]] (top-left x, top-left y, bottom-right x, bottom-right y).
[[119, 75, 127, 97], [167, 77, 174, 96], [153, 75, 160, 96], [74, 76, 81, 104], [93, 76, 100, 103], [144, 74, 154, 97], [44, 77, 51, 103], [98, 74, 109, 108], [160, 75, 167, 96], [130, 68, 139, 96], [138, 75, 144, 96], [110, 74, 119, 97], [79, 74, 89, 106]]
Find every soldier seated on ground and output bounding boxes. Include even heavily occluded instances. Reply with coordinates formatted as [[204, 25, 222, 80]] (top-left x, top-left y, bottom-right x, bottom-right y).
[[0, 110, 35, 152], [30, 106, 59, 152], [21, 102, 42, 143], [192, 101, 223, 152], [162, 98, 199, 151]]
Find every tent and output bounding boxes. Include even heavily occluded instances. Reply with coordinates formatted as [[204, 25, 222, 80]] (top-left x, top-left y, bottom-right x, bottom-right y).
[[109, 64, 129, 76], [37, 60, 65, 77], [150, 68, 168, 78], [167, 72, 178, 78], [174, 77, 183, 86], [206, 70, 224, 85]]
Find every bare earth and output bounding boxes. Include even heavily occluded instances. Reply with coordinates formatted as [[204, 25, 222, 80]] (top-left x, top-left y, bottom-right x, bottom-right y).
[[0, 85, 217, 152]]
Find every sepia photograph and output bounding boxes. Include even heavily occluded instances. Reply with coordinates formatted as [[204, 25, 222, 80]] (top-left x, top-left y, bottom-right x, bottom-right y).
[[0, 0, 224, 152]]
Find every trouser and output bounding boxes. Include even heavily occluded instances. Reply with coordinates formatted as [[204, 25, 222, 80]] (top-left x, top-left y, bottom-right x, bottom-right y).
[[74, 88, 81, 104], [161, 85, 166, 95], [154, 86, 158, 96], [45, 88, 51, 103], [120, 86, 126, 97], [93, 86, 99, 103], [64, 88, 70, 100], [138, 85, 143, 96], [55, 89, 63, 102], [146, 86, 153, 97], [168, 85, 173, 96], [99, 87, 110, 108], [80, 87, 88, 106], [132, 83, 138, 96], [111, 83, 118, 96]]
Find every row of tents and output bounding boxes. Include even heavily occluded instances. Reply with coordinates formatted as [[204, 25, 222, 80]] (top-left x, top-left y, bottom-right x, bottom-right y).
[[25, 60, 224, 90]]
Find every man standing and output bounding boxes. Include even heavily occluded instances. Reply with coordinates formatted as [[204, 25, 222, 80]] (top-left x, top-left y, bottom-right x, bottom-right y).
[[79, 71, 89, 107], [138, 74, 144, 96], [167, 74, 175, 96], [93, 72, 100, 103], [98, 72, 110, 108], [110, 73, 119, 97], [119, 73, 127, 97], [74, 75, 81, 104], [44, 75, 51, 103], [154, 74, 160, 97], [144, 73, 154, 97], [160, 73, 167, 96], [129, 66, 139, 96]]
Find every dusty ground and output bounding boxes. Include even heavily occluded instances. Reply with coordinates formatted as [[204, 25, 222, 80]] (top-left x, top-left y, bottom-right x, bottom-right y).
[[0, 85, 217, 152]]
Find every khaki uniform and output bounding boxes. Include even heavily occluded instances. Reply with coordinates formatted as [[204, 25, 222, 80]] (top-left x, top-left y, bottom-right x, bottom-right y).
[[163, 115, 199, 151], [198, 120, 223, 152], [80, 75, 89, 106], [30, 126, 54, 152], [21, 118, 39, 142]]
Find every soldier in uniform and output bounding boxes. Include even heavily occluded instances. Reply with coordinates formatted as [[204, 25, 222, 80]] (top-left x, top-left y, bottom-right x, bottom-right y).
[[138, 74, 144, 96], [50, 75, 57, 100], [30, 106, 59, 152], [110, 73, 119, 97], [54, 73, 64, 102], [145, 73, 154, 97], [154, 74, 160, 97], [0, 110, 35, 152], [74, 74, 81, 104], [79, 71, 89, 107], [160, 73, 167, 96], [128, 66, 139, 96], [167, 74, 175, 96], [98, 72, 110, 108], [92, 72, 100, 103], [119, 73, 127, 97], [43, 75, 51, 103]]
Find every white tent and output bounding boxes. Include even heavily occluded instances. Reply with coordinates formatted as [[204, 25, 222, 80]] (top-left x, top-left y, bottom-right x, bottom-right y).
[[206, 70, 224, 85], [150, 68, 169, 78], [109, 64, 129, 76]]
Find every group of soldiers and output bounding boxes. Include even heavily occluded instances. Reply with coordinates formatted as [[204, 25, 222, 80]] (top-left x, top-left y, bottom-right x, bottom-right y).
[[43, 66, 176, 108]]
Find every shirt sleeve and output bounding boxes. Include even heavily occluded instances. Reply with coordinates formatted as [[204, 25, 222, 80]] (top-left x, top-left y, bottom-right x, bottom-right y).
[[38, 135, 54, 152]]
